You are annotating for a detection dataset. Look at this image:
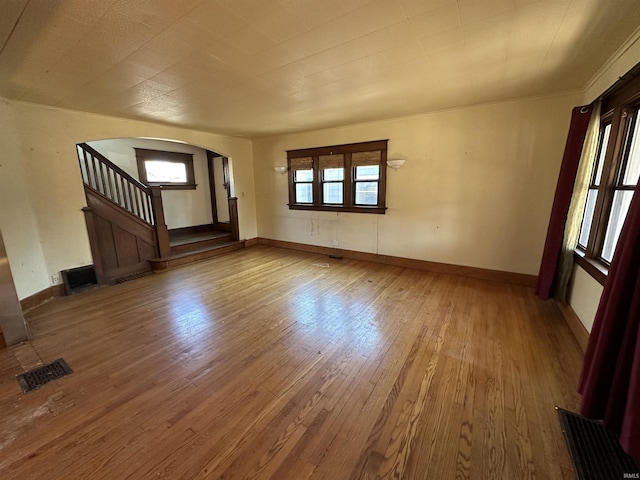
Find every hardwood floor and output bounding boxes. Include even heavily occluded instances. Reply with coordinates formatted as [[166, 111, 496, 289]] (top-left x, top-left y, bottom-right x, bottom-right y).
[[0, 245, 584, 479]]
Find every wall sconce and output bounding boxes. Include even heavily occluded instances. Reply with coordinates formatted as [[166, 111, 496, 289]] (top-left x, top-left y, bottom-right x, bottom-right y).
[[274, 166, 287, 174], [386, 159, 406, 169]]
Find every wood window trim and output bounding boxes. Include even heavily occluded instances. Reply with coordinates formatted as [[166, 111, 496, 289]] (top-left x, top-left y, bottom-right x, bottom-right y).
[[575, 68, 640, 283], [286, 140, 388, 214], [135, 148, 197, 190]]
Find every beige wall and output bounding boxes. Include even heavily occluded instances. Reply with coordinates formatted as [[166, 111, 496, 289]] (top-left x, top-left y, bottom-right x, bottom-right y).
[[254, 92, 583, 275], [568, 265, 603, 333], [0, 99, 256, 300], [0, 100, 49, 299], [87, 138, 214, 230]]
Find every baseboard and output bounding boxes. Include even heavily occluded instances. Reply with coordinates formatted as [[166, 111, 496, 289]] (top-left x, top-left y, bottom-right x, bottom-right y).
[[557, 303, 589, 352], [257, 238, 537, 287], [20, 284, 66, 313], [244, 238, 259, 247]]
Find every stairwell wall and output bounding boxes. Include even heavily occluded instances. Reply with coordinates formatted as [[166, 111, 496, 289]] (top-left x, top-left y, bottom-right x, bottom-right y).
[[0, 98, 256, 300]]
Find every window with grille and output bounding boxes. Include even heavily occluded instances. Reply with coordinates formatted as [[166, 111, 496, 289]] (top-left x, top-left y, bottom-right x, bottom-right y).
[[286, 140, 388, 214], [576, 73, 640, 282]]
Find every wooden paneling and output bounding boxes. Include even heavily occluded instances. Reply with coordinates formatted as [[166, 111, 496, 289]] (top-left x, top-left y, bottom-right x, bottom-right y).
[[84, 188, 158, 283], [0, 246, 584, 479]]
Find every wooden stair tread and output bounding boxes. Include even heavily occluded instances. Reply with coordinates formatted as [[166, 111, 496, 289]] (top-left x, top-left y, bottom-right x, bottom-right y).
[[150, 240, 245, 271], [169, 230, 232, 247], [164, 241, 242, 259]]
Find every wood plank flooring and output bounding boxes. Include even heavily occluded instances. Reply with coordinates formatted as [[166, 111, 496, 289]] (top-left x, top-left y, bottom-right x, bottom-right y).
[[0, 245, 584, 479]]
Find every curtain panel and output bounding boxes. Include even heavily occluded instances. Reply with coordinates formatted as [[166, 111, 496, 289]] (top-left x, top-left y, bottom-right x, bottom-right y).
[[535, 105, 593, 299], [578, 186, 640, 462]]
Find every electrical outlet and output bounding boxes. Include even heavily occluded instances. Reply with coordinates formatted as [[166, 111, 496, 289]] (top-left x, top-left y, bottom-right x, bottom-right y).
[[332, 239, 339, 247], [51, 273, 60, 284]]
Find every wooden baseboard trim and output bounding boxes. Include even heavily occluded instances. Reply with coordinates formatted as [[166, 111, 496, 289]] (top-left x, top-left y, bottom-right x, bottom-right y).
[[557, 303, 589, 352], [244, 238, 259, 247], [20, 284, 66, 313], [257, 238, 537, 287]]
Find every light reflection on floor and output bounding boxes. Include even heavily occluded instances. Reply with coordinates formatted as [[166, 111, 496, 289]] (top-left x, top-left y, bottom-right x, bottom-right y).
[[289, 287, 381, 355]]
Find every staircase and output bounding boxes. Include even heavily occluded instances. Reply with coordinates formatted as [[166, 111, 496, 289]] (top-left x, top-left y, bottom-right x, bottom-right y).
[[149, 225, 244, 271], [76, 143, 243, 282]]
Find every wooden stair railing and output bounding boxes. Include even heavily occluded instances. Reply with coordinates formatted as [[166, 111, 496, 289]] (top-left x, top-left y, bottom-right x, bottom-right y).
[[76, 143, 171, 283], [77, 143, 154, 224]]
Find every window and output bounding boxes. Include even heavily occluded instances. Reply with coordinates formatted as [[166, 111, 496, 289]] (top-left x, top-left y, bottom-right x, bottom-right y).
[[287, 140, 388, 214], [576, 73, 640, 282], [135, 148, 196, 190]]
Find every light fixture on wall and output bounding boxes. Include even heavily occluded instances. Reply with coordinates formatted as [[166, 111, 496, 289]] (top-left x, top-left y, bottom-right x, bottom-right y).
[[274, 166, 287, 174], [386, 158, 406, 169]]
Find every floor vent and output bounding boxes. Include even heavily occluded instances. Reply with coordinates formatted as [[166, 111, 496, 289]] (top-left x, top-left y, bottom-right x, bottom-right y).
[[557, 407, 640, 479], [115, 271, 153, 284], [16, 358, 73, 393]]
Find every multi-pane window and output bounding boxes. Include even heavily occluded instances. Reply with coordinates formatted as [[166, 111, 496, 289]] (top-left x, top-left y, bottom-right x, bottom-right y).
[[578, 122, 611, 249], [576, 73, 640, 281], [290, 157, 314, 204], [601, 108, 640, 262], [320, 154, 344, 205], [287, 140, 388, 214]]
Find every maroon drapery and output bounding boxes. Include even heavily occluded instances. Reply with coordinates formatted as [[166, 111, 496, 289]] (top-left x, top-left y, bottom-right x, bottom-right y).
[[578, 187, 640, 462], [535, 106, 592, 299]]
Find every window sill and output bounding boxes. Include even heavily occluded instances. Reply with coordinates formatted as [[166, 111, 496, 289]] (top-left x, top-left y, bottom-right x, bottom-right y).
[[146, 183, 197, 190], [288, 204, 386, 214], [573, 250, 607, 286]]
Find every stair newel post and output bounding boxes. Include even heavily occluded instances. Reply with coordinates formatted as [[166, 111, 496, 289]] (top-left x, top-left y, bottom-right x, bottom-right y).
[[228, 197, 239, 241], [150, 187, 171, 258]]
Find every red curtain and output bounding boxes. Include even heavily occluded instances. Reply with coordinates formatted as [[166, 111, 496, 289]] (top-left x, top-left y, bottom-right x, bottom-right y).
[[579, 187, 640, 462], [535, 106, 592, 299]]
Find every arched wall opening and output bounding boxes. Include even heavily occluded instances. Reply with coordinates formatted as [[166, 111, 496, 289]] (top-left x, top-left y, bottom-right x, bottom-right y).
[[83, 137, 235, 231]]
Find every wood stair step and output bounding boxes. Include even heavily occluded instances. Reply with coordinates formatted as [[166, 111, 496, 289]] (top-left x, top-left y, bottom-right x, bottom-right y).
[[170, 232, 234, 254], [150, 240, 244, 271]]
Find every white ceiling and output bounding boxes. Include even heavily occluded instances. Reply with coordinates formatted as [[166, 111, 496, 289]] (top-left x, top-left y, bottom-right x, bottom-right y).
[[1, 0, 639, 137]]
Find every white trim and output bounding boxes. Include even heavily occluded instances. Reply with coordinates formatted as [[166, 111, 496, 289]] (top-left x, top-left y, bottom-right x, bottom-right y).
[[583, 25, 640, 96]]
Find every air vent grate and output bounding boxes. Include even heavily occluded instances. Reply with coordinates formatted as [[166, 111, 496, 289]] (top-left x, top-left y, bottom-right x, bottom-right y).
[[16, 358, 73, 393], [557, 407, 640, 479]]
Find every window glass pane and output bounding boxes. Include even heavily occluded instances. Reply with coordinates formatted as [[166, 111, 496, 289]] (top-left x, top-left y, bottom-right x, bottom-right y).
[[355, 182, 378, 205], [323, 182, 343, 204], [145, 160, 187, 183], [622, 114, 640, 186], [295, 183, 313, 203], [323, 168, 344, 181], [355, 165, 379, 180], [601, 190, 634, 262], [295, 169, 313, 182], [594, 123, 611, 186], [578, 189, 598, 247]]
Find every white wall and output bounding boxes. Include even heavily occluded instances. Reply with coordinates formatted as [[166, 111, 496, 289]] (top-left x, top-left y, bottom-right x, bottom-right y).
[[212, 157, 230, 223], [0, 99, 256, 300], [87, 138, 214, 229], [0, 100, 49, 299], [253, 92, 582, 275], [568, 265, 603, 333]]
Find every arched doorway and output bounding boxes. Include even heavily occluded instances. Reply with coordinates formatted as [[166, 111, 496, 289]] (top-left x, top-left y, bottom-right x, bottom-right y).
[[76, 137, 241, 283]]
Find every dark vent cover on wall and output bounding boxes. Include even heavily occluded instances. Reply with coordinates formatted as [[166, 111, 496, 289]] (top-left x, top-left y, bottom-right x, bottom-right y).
[[557, 407, 640, 479], [61, 265, 98, 294]]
